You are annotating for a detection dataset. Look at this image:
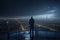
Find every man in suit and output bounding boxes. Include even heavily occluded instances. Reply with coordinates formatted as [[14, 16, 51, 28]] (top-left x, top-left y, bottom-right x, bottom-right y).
[[29, 16, 35, 40]]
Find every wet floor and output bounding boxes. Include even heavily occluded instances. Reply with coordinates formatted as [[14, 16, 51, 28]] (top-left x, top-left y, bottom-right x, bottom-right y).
[[0, 30, 60, 40]]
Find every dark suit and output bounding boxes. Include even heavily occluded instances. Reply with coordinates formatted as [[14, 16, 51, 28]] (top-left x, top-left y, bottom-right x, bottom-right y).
[[29, 17, 34, 40], [29, 18, 34, 31]]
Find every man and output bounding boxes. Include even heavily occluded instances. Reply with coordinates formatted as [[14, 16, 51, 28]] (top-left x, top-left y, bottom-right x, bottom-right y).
[[29, 16, 35, 40], [29, 16, 34, 31]]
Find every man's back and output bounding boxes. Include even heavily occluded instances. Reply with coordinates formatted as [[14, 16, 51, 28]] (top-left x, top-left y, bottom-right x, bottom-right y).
[[29, 16, 34, 30], [29, 18, 34, 26]]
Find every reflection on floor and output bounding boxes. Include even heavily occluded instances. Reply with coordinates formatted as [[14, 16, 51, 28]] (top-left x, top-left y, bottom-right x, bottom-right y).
[[0, 30, 60, 40]]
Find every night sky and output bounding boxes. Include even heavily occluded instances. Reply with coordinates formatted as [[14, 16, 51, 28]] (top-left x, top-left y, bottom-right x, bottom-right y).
[[0, 0, 60, 18]]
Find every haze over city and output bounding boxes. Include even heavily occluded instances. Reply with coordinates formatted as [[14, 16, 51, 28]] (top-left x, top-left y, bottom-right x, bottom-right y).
[[0, 0, 60, 40]]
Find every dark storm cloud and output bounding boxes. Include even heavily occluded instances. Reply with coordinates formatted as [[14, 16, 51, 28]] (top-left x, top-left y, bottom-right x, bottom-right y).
[[0, 0, 60, 17]]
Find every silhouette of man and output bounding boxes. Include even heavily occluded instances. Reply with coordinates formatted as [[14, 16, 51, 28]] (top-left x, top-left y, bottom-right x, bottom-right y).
[[29, 16, 34, 40], [29, 16, 34, 31]]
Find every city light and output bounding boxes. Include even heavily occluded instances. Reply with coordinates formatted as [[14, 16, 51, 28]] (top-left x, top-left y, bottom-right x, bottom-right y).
[[34, 14, 55, 19], [34, 9, 56, 19]]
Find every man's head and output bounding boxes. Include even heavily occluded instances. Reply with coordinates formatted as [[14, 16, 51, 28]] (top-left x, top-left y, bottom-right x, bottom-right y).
[[31, 16, 33, 19]]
